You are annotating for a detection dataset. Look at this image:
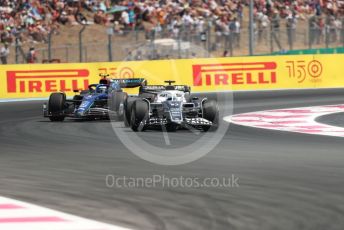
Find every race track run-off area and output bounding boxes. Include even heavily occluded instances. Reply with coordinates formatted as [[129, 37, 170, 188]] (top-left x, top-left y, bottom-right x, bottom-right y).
[[1, 89, 344, 230], [226, 104, 344, 137]]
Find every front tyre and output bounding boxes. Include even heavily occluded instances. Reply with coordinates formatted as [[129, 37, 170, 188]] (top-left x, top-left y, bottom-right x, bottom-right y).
[[202, 100, 219, 131], [130, 100, 149, 132], [165, 123, 177, 132], [48, 93, 66, 122]]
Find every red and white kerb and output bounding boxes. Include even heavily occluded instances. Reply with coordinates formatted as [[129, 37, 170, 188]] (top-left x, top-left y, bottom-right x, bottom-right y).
[[225, 104, 344, 137]]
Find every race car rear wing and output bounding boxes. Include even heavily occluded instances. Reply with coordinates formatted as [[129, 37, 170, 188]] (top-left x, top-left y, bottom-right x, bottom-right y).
[[140, 85, 191, 93], [140, 85, 165, 93], [111, 78, 147, 88], [174, 85, 191, 93]]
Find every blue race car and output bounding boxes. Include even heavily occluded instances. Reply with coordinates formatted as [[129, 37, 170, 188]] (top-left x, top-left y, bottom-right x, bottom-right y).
[[43, 76, 146, 121]]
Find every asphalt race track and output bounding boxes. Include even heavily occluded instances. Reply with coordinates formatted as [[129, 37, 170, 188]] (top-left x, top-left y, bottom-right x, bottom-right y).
[[1, 89, 344, 230]]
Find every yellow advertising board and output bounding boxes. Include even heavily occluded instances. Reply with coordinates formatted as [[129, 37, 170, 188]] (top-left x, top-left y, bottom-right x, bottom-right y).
[[0, 54, 343, 99]]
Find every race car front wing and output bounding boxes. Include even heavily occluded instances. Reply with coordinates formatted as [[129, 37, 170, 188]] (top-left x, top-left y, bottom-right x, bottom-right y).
[[143, 117, 212, 127]]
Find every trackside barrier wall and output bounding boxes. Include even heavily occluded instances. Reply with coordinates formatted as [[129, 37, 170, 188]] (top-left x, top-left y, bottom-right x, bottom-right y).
[[0, 54, 343, 99]]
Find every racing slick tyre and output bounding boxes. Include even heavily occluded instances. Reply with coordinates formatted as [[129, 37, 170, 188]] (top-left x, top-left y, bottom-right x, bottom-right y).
[[124, 108, 130, 127], [48, 93, 66, 122], [139, 93, 156, 102], [110, 92, 127, 121], [124, 97, 137, 127], [165, 123, 177, 132], [130, 100, 149, 132], [202, 100, 219, 132]]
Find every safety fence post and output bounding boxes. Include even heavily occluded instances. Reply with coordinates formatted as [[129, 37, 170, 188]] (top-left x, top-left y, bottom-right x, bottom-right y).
[[107, 26, 115, 62], [79, 25, 86, 62], [48, 29, 55, 61]]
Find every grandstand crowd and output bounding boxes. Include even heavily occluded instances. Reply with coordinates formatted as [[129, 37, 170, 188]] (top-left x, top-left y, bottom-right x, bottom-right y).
[[0, 0, 343, 63]]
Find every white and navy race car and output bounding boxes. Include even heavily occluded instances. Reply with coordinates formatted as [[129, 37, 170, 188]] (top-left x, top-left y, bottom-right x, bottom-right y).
[[124, 80, 219, 132]]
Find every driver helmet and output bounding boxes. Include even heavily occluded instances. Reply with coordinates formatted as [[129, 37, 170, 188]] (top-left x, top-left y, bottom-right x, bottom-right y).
[[97, 85, 108, 94], [99, 77, 110, 85]]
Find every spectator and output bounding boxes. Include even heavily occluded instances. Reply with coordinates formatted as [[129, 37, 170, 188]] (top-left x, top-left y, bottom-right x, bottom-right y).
[[59, 11, 69, 25], [257, 12, 269, 44], [328, 15, 337, 42], [286, 14, 297, 49], [0, 43, 9, 64], [26, 47, 37, 63], [334, 16, 342, 41], [121, 10, 130, 30], [126, 51, 133, 61], [94, 10, 107, 25], [318, 16, 325, 44], [0, 0, 343, 63], [233, 17, 240, 48], [114, 21, 123, 35], [0, 27, 13, 44], [271, 10, 281, 37], [134, 50, 143, 60], [309, 15, 318, 45]]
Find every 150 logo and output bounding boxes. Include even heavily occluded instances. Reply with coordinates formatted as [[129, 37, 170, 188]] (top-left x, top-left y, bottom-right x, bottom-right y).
[[286, 60, 323, 83], [97, 67, 134, 78]]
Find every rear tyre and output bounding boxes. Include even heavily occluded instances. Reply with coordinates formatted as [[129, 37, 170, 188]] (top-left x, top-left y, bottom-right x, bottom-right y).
[[124, 109, 130, 127], [124, 97, 137, 127], [202, 100, 219, 132], [110, 92, 127, 121], [130, 100, 149, 132], [48, 93, 66, 122], [139, 93, 155, 102]]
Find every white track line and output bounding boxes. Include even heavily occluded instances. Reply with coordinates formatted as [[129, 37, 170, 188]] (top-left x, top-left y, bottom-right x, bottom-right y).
[[224, 104, 344, 137], [0, 196, 131, 230]]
